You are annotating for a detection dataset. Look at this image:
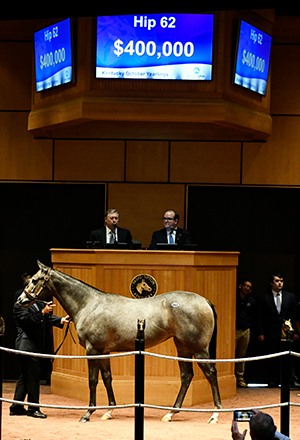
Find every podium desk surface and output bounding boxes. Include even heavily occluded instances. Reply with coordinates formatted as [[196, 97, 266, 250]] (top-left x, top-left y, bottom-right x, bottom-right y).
[[51, 249, 239, 267]]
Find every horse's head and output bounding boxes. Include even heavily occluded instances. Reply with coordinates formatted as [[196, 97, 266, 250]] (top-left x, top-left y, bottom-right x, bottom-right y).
[[281, 319, 294, 340], [17, 261, 53, 308]]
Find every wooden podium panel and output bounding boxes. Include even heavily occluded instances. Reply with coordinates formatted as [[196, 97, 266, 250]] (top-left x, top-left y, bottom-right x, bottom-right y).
[[50, 249, 239, 407]]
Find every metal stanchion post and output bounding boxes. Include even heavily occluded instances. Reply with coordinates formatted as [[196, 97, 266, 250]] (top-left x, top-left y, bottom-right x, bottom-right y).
[[280, 322, 292, 437], [135, 319, 145, 440]]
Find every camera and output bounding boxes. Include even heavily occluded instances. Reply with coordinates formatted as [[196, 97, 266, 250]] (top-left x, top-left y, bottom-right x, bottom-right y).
[[233, 410, 254, 422]]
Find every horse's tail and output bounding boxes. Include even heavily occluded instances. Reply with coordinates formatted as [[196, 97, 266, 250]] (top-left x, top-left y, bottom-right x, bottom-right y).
[[207, 300, 217, 360]]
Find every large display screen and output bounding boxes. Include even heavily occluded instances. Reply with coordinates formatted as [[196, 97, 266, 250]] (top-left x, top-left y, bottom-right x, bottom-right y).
[[233, 20, 272, 96], [34, 18, 73, 92], [96, 14, 214, 81]]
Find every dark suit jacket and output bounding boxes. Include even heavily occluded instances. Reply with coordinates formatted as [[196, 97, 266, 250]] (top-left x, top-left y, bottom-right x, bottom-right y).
[[256, 290, 298, 342], [13, 301, 63, 353], [149, 227, 192, 250], [89, 226, 132, 249]]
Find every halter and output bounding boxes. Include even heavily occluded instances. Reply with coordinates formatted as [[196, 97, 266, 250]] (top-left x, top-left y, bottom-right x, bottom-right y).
[[23, 267, 52, 301]]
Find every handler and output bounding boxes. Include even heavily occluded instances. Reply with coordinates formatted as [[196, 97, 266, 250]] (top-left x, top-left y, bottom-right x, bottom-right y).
[[10, 299, 70, 418]]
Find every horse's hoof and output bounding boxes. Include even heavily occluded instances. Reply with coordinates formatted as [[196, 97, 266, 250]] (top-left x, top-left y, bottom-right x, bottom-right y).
[[161, 413, 173, 422], [208, 415, 219, 424], [101, 411, 112, 420], [79, 416, 90, 423]]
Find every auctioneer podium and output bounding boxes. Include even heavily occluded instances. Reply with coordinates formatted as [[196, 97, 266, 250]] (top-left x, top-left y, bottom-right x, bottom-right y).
[[50, 249, 239, 406]]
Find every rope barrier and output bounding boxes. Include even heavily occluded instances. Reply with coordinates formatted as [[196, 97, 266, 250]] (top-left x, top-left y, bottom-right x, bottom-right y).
[[142, 350, 292, 363], [0, 397, 295, 413], [1, 345, 300, 415], [0, 345, 295, 363], [0, 345, 138, 360]]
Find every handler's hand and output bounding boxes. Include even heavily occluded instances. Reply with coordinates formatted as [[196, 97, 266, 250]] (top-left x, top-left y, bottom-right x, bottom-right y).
[[42, 301, 56, 315], [231, 420, 247, 440], [61, 315, 71, 324]]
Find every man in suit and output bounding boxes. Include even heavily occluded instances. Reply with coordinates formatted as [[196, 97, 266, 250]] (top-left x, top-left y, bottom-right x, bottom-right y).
[[257, 273, 299, 387], [89, 209, 132, 249], [10, 300, 70, 418], [149, 209, 192, 250]]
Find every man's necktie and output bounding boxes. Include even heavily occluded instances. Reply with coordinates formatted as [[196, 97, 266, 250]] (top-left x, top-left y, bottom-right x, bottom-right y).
[[169, 232, 174, 243], [110, 231, 115, 243], [276, 292, 281, 314]]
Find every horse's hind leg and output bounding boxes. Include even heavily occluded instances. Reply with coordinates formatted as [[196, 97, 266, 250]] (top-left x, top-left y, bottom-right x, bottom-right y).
[[196, 352, 222, 424], [162, 340, 194, 422], [99, 358, 117, 420]]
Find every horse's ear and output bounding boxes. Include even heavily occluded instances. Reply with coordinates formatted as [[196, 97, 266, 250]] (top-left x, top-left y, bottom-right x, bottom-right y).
[[37, 260, 48, 271]]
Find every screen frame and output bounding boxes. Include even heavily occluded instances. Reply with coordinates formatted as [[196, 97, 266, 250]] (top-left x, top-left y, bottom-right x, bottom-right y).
[[232, 18, 272, 97], [34, 17, 75, 93]]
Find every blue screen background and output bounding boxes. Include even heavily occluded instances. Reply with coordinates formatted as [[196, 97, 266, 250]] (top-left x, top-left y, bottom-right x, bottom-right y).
[[34, 18, 73, 91], [96, 14, 214, 80]]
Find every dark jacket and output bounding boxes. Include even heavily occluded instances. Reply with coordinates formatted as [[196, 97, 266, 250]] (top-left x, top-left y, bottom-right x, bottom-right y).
[[13, 301, 63, 353], [256, 290, 298, 341], [89, 226, 132, 249], [149, 227, 191, 250]]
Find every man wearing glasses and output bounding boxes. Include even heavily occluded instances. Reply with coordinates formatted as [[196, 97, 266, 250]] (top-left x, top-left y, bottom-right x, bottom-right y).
[[148, 209, 192, 250]]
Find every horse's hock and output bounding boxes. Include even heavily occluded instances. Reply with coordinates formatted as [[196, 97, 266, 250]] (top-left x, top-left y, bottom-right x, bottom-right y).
[[50, 248, 239, 407]]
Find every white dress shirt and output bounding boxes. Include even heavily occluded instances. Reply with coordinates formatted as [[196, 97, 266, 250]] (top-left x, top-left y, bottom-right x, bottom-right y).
[[106, 226, 117, 243], [167, 228, 176, 244], [272, 290, 282, 313]]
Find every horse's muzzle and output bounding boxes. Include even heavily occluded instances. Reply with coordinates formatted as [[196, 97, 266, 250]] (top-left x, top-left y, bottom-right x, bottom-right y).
[[17, 291, 35, 309]]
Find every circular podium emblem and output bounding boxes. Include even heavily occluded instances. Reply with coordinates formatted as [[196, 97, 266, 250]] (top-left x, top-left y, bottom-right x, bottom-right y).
[[130, 274, 158, 299]]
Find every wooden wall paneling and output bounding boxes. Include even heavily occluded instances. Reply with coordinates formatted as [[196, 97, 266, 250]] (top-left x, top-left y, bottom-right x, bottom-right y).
[[126, 140, 169, 182], [108, 183, 186, 248], [54, 139, 125, 181], [170, 141, 242, 184], [272, 16, 300, 45], [0, 42, 32, 111], [271, 45, 300, 115], [242, 117, 300, 186], [0, 113, 53, 180]]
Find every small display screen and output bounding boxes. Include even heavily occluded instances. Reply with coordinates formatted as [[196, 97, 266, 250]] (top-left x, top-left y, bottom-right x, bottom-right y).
[[34, 18, 73, 92], [233, 20, 272, 96], [96, 14, 214, 81]]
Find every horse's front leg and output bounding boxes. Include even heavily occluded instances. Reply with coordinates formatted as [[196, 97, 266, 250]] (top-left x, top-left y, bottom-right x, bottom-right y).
[[80, 358, 100, 423]]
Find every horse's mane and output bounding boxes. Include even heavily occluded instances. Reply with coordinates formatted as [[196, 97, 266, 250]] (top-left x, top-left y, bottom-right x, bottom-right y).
[[53, 267, 110, 296]]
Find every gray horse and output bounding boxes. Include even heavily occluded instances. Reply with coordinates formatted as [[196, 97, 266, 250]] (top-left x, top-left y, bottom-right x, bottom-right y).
[[17, 261, 222, 423]]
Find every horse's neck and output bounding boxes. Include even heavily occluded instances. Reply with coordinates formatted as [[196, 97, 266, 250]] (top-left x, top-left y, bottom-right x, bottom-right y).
[[51, 272, 88, 318]]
